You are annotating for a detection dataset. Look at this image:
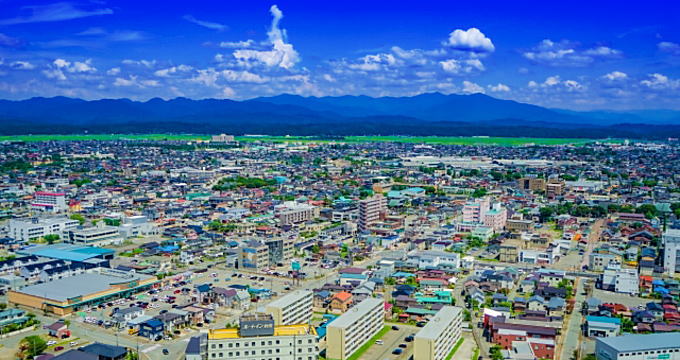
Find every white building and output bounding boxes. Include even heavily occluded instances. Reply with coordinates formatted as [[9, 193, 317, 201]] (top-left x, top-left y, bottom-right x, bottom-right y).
[[205, 314, 318, 360], [408, 250, 461, 270], [358, 195, 387, 232], [31, 191, 68, 212], [8, 217, 79, 242], [326, 298, 384, 360], [414, 306, 463, 360], [275, 202, 319, 225], [663, 229, 680, 275], [595, 333, 680, 360], [67, 225, 122, 246], [119, 215, 158, 238], [462, 197, 490, 223], [483, 203, 507, 232], [265, 290, 313, 326], [600, 265, 639, 296]]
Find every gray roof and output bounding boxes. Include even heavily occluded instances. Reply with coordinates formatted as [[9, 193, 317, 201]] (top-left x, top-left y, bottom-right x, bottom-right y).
[[415, 306, 462, 340], [327, 297, 383, 329], [17, 270, 154, 301], [266, 290, 312, 309], [597, 333, 680, 352]]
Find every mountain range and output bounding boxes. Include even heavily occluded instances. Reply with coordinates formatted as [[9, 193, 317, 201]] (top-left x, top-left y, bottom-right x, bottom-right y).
[[1, 93, 679, 138]]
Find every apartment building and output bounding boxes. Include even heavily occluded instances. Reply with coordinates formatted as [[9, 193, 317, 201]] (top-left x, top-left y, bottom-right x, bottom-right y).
[[8, 217, 79, 242], [31, 191, 68, 212], [462, 197, 490, 223], [239, 241, 269, 270], [358, 195, 386, 232], [265, 290, 313, 326], [483, 204, 507, 232], [326, 298, 384, 360], [205, 314, 318, 360], [595, 333, 680, 360], [518, 177, 546, 192], [414, 306, 463, 360], [275, 202, 319, 225], [265, 238, 294, 266], [663, 229, 680, 275]]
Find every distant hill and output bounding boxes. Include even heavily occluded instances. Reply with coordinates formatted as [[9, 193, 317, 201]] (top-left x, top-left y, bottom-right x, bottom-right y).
[[0, 93, 679, 139]]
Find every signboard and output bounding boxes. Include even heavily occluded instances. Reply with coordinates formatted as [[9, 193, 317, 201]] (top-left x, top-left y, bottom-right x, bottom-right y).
[[239, 319, 275, 337], [646, 355, 670, 360], [292, 261, 301, 271]]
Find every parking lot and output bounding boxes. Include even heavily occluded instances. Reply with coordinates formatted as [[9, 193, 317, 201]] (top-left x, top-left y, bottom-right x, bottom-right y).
[[359, 325, 417, 360]]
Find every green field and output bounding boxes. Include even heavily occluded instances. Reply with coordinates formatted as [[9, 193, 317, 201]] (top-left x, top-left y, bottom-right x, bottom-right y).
[[0, 134, 620, 146]]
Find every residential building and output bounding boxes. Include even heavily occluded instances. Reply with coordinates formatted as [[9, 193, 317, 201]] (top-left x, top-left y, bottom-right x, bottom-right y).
[[67, 225, 122, 246], [463, 198, 490, 223], [414, 306, 463, 360], [663, 229, 680, 275], [239, 241, 268, 270], [595, 333, 680, 360], [358, 195, 386, 232], [586, 316, 621, 337], [275, 202, 319, 225], [326, 298, 384, 360], [31, 191, 68, 212], [265, 290, 313, 326], [483, 205, 507, 232], [518, 177, 546, 192]]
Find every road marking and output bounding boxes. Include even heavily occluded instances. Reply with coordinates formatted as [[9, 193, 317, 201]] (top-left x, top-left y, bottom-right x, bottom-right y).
[[142, 344, 160, 353]]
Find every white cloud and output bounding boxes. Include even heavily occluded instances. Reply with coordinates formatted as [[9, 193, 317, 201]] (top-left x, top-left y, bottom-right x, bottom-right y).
[[0, 3, 113, 26], [488, 83, 510, 92], [0, 33, 21, 47], [122, 59, 157, 68], [462, 80, 485, 93], [658, 41, 680, 55], [113, 75, 159, 88], [602, 71, 628, 81], [183, 15, 227, 31], [523, 39, 621, 66], [439, 59, 484, 74], [154, 65, 193, 77], [42, 58, 96, 80], [221, 69, 268, 83], [106, 67, 121, 76], [444, 28, 494, 53], [9, 61, 34, 70], [220, 87, 236, 98], [348, 53, 398, 71], [232, 5, 300, 69], [220, 40, 256, 48], [528, 75, 583, 91], [322, 74, 336, 82], [640, 73, 680, 90]]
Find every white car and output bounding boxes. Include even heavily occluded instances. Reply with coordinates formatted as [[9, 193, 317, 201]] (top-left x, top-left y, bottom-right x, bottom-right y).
[[47, 341, 57, 346], [69, 341, 78, 347], [375, 340, 384, 345]]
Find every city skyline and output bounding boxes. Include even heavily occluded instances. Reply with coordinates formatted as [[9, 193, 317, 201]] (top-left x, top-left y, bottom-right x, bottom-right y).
[[0, 0, 678, 110]]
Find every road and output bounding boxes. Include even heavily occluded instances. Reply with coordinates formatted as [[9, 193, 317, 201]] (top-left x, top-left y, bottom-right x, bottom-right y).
[[558, 277, 585, 360], [359, 325, 415, 360]]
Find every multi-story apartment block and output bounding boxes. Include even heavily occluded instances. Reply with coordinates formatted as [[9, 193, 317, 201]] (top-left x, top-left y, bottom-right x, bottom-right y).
[[663, 229, 680, 275], [275, 202, 319, 225], [463, 197, 490, 223], [358, 195, 386, 232], [483, 204, 507, 232], [266, 290, 313, 326], [414, 306, 463, 360], [239, 240, 269, 270], [8, 217, 79, 242], [326, 298, 384, 360], [31, 191, 68, 212]]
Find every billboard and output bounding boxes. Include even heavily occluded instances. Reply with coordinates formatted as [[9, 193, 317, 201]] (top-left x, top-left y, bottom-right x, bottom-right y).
[[239, 319, 275, 337]]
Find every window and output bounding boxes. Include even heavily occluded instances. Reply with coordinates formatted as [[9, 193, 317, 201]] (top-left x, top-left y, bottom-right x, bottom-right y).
[[276, 340, 280, 345], [219, 344, 223, 349], [261, 341, 265, 346], [229, 344, 233, 348], [229, 353, 233, 357], [219, 353, 223, 358]]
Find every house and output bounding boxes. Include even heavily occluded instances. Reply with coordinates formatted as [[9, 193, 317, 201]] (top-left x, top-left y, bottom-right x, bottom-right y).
[[45, 320, 70, 338], [527, 296, 546, 312], [546, 297, 565, 317], [330, 291, 353, 312], [78, 343, 128, 360], [138, 319, 164, 340], [313, 290, 331, 308], [112, 307, 144, 325], [585, 316, 621, 337], [0, 308, 28, 330]]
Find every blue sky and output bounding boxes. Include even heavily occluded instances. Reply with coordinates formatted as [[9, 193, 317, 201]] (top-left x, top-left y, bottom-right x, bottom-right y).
[[0, 0, 678, 110]]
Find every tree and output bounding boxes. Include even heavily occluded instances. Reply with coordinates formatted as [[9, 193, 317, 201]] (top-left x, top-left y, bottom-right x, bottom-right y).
[[490, 345, 504, 360], [472, 188, 487, 198], [69, 213, 86, 225], [43, 234, 59, 244], [539, 207, 554, 222], [18, 335, 47, 359]]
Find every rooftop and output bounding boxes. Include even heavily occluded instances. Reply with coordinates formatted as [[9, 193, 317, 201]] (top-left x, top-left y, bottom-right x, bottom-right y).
[[414, 306, 462, 340], [208, 324, 315, 340], [597, 333, 680, 352]]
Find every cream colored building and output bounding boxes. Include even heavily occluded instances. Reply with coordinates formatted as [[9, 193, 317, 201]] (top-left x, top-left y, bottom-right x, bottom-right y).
[[326, 298, 384, 360], [414, 306, 463, 360], [266, 290, 313, 326]]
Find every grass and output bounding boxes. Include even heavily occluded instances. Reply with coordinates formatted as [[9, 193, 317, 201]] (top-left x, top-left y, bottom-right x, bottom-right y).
[[444, 338, 465, 360], [343, 325, 390, 360], [0, 134, 622, 146], [471, 347, 480, 360]]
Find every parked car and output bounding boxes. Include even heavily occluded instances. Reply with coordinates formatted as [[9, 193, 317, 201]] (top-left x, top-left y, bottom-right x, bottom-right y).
[[375, 340, 384, 345], [392, 349, 403, 355], [391, 325, 400, 330], [54, 346, 64, 351]]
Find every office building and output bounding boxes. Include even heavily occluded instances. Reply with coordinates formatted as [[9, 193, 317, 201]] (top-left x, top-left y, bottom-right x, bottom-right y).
[[663, 229, 680, 275], [266, 290, 313, 326], [205, 314, 318, 360], [326, 298, 384, 360], [358, 195, 386, 232], [275, 202, 319, 225], [414, 306, 463, 360], [8, 217, 80, 242], [595, 333, 680, 360], [67, 225, 122, 246], [31, 191, 68, 212], [518, 177, 546, 192]]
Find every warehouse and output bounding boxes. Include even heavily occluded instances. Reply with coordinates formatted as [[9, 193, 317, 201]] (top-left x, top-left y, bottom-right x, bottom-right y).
[[8, 268, 158, 315], [595, 333, 680, 360]]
